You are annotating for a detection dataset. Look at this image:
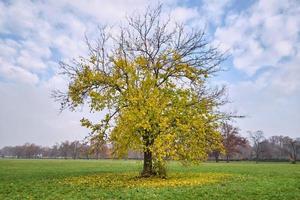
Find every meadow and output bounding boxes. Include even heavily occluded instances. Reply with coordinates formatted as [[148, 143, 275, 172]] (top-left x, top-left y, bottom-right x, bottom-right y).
[[0, 159, 299, 199]]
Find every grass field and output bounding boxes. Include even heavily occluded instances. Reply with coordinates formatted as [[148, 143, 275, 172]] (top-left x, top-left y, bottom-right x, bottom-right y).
[[0, 159, 299, 199]]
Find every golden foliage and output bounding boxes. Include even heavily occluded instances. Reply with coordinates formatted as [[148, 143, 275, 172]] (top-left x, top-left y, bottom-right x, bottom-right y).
[[65, 53, 225, 174], [61, 172, 232, 188]]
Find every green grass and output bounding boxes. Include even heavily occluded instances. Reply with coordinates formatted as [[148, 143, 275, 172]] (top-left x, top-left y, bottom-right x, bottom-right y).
[[0, 159, 299, 199]]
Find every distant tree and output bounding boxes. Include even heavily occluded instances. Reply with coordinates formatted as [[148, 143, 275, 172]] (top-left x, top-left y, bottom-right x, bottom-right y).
[[14, 145, 24, 158], [79, 143, 91, 159], [50, 143, 60, 158], [268, 135, 285, 159], [100, 144, 112, 159], [211, 150, 221, 162], [59, 141, 71, 159], [283, 137, 299, 164], [40, 147, 51, 158], [220, 123, 247, 162], [235, 142, 252, 160], [53, 5, 228, 177], [90, 137, 106, 160], [0, 146, 13, 157], [260, 139, 274, 160], [249, 130, 265, 163], [70, 141, 80, 159], [128, 149, 143, 159]]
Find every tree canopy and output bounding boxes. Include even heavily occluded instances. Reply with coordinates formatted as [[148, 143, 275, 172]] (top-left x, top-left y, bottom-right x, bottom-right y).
[[53, 5, 228, 177]]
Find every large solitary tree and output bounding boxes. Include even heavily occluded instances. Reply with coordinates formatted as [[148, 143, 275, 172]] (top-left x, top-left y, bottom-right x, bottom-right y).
[[53, 5, 228, 177]]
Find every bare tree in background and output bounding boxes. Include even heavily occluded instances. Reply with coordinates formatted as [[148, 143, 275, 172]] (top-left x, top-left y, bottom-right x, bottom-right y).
[[221, 122, 247, 162], [70, 140, 80, 159], [90, 137, 106, 160], [59, 141, 71, 159], [268, 135, 285, 159], [79, 143, 90, 159], [283, 137, 299, 164], [249, 130, 265, 163]]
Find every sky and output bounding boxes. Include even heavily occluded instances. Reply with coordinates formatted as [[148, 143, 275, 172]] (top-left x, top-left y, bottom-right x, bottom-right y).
[[0, 0, 299, 147]]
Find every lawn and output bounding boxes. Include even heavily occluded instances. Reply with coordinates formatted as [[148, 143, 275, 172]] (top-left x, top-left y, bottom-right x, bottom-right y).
[[0, 159, 299, 199]]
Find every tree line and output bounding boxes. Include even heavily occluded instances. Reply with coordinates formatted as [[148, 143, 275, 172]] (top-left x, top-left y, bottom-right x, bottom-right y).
[[1, 124, 299, 163], [211, 123, 300, 163], [0, 141, 111, 160]]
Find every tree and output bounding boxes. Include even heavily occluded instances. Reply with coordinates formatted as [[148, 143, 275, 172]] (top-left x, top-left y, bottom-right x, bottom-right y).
[[235, 142, 252, 160], [49, 143, 60, 158], [268, 135, 285, 160], [221, 123, 247, 162], [260, 139, 273, 160], [212, 150, 221, 163], [79, 143, 91, 159], [59, 141, 71, 159], [248, 130, 265, 163], [283, 137, 299, 164], [90, 136, 106, 159], [53, 5, 227, 177], [70, 140, 80, 159]]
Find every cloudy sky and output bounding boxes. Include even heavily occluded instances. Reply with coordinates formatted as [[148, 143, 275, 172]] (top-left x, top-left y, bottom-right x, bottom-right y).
[[0, 0, 299, 147]]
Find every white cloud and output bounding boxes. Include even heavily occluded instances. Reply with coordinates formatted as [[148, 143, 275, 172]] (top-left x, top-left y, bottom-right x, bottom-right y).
[[0, 83, 92, 147], [227, 77, 300, 138], [211, 0, 300, 138], [17, 53, 47, 71], [0, 39, 20, 62], [271, 53, 300, 95], [0, 58, 39, 85], [215, 0, 300, 76], [201, 0, 233, 25], [170, 6, 200, 23], [0, 0, 299, 146], [0, 0, 205, 84], [0, 0, 201, 146]]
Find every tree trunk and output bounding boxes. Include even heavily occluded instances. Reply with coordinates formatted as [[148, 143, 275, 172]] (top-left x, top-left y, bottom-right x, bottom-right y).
[[141, 149, 153, 177], [215, 154, 219, 163], [96, 151, 99, 160], [214, 151, 219, 163], [255, 147, 259, 163], [141, 133, 155, 177], [226, 155, 229, 163], [292, 147, 297, 164], [255, 153, 258, 163]]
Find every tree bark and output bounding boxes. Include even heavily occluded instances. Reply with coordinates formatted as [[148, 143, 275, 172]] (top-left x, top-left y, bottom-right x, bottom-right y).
[[141, 149, 153, 177], [255, 146, 259, 163], [292, 145, 297, 164], [214, 151, 219, 163], [141, 133, 155, 177], [96, 151, 99, 160]]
